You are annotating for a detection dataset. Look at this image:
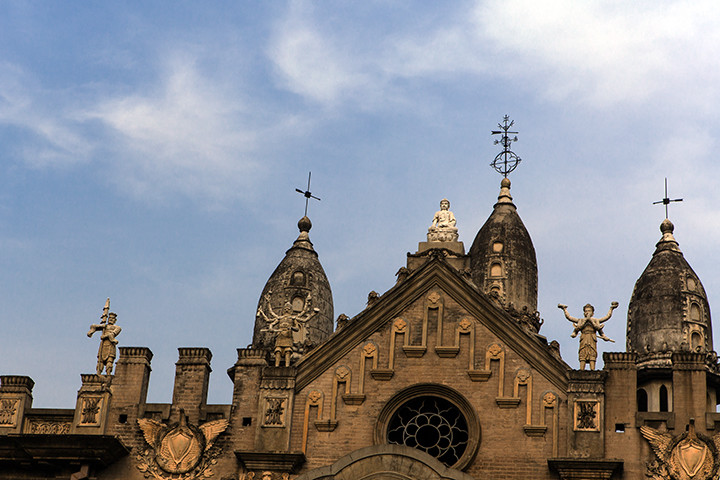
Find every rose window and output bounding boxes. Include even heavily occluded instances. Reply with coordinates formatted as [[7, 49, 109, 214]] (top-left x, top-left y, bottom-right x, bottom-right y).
[[386, 396, 469, 467]]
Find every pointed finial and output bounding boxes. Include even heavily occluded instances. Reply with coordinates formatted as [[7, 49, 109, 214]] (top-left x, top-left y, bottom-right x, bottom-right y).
[[295, 172, 321, 217], [652, 178, 682, 219], [490, 115, 522, 177]]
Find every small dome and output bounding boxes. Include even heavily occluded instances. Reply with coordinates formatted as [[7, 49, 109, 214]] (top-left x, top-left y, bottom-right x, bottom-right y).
[[252, 217, 334, 353], [469, 178, 538, 314], [627, 219, 712, 355]]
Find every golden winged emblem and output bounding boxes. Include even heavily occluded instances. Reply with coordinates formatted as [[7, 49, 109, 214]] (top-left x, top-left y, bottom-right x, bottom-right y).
[[137, 409, 229, 475], [641, 420, 720, 480]]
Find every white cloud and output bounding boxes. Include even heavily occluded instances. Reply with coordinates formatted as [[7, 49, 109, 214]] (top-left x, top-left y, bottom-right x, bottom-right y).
[[267, 1, 720, 116], [0, 62, 93, 167]]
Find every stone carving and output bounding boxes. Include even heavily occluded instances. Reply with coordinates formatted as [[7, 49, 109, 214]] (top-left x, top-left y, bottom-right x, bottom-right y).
[[428, 199, 459, 242], [257, 292, 319, 366], [264, 397, 286, 426], [87, 298, 122, 375], [642, 420, 720, 480], [559, 302, 618, 370], [0, 399, 18, 426], [80, 397, 102, 425], [574, 400, 599, 431], [136, 409, 228, 479], [25, 420, 71, 434]]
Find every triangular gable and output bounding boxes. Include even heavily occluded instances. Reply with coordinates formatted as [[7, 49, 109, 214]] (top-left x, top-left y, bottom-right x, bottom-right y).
[[296, 257, 569, 392]]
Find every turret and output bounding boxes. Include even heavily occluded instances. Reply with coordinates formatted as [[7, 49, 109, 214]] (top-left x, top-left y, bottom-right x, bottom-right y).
[[627, 218, 712, 355], [252, 216, 334, 360], [469, 177, 538, 316]]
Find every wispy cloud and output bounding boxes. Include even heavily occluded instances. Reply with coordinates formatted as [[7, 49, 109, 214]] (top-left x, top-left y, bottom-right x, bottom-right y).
[[0, 62, 94, 167]]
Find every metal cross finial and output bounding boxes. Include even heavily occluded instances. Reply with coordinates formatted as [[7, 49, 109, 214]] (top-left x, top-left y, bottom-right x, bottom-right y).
[[652, 178, 683, 219], [490, 115, 522, 177], [295, 172, 321, 217]]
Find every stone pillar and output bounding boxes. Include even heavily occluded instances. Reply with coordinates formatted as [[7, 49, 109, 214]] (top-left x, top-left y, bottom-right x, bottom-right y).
[[113, 347, 153, 407], [255, 366, 296, 452], [172, 347, 212, 424], [567, 370, 607, 458], [672, 352, 707, 433], [228, 348, 267, 452], [71, 374, 112, 434], [0, 375, 34, 434]]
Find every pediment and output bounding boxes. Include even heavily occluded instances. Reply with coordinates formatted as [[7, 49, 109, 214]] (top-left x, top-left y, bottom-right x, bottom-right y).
[[296, 257, 569, 392]]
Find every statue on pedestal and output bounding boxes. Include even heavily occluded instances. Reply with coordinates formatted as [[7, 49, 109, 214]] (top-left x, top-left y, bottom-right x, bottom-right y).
[[558, 302, 618, 370], [87, 298, 122, 375], [427, 199, 459, 242], [257, 292, 319, 366]]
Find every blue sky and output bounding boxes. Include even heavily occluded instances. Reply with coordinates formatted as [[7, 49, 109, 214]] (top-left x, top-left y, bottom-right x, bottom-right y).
[[2, 1, 720, 407]]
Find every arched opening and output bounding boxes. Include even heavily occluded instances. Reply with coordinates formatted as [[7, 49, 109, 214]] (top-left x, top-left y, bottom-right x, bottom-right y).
[[691, 331, 704, 352], [691, 303, 702, 322], [292, 296, 305, 312], [659, 385, 669, 412], [637, 388, 648, 412], [290, 270, 306, 286], [490, 263, 502, 277]]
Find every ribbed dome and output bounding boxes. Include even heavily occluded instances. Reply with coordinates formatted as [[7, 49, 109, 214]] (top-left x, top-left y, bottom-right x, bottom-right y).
[[627, 219, 712, 354], [252, 216, 334, 353], [469, 178, 538, 314]]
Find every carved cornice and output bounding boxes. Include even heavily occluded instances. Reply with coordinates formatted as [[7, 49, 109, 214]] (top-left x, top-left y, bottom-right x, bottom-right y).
[[0, 375, 35, 393], [568, 370, 607, 394], [261, 366, 297, 390], [235, 451, 306, 473], [548, 458, 623, 480], [177, 347, 212, 366], [118, 347, 154, 363], [602, 352, 637, 369]]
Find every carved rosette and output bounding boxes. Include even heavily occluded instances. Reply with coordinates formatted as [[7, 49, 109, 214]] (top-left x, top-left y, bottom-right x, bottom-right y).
[[136, 411, 229, 480], [642, 423, 720, 480]]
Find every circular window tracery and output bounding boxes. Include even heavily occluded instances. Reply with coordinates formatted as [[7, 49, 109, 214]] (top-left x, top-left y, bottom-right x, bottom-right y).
[[387, 396, 469, 467], [375, 384, 480, 470]]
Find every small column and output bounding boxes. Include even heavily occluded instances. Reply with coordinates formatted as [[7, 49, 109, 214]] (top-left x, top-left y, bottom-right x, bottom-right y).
[[0, 375, 34, 434], [567, 370, 607, 458], [71, 374, 112, 434], [254, 366, 297, 452], [172, 347, 212, 424], [672, 352, 707, 434], [229, 348, 267, 452], [113, 347, 153, 406]]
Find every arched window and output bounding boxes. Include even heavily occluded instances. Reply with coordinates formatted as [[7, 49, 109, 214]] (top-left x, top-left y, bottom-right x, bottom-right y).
[[637, 388, 648, 412], [290, 270, 306, 286], [691, 331, 704, 352], [490, 263, 502, 277], [659, 385, 669, 412], [691, 303, 702, 322], [291, 296, 305, 312]]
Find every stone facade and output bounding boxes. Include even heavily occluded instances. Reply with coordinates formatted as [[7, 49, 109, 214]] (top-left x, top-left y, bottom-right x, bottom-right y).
[[2, 186, 720, 480]]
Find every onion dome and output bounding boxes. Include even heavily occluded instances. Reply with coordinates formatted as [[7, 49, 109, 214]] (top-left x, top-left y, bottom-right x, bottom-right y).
[[252, 216, 334, 353], [469, 178, 538, 314], [627, 219, 712, 354]]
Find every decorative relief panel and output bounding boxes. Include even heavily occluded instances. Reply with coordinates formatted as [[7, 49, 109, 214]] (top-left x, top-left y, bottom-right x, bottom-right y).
[[574, 400, 600, 431], [24, 420, 71, 434], [79, 396, 103, 426], [263, 397, 287, 427], [0, 398, 19, 427]]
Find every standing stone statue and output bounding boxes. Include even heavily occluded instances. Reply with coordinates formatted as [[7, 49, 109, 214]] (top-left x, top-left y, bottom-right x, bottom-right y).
[[257, 292, 319, 366], [558, 302, 618, 370], [87, 298, 122, 375], [428, 198, 459, 242]]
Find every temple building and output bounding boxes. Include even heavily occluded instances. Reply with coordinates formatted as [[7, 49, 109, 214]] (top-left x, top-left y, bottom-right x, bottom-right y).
[[2, 123, 719, 480]]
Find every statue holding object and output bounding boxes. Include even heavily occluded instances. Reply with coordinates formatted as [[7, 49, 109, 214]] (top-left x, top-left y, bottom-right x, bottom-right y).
[[257, 292, 319, 366], [87, 298, 122, 375], [558, 302, 618, 370]]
